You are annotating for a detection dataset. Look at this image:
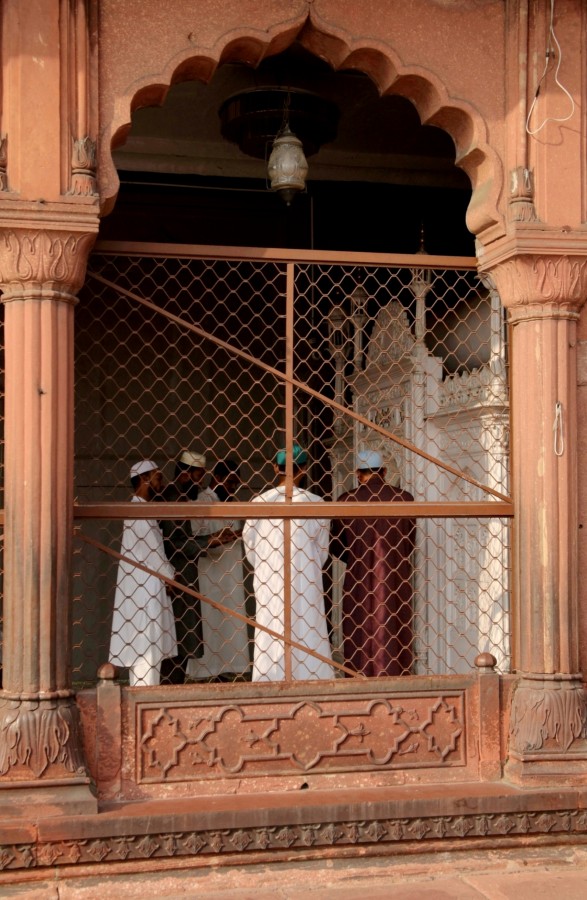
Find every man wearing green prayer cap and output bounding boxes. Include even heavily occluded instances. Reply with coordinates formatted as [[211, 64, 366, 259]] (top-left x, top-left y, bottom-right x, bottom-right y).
[[275, 442, 308, 467], [243, 444, 333, 682]]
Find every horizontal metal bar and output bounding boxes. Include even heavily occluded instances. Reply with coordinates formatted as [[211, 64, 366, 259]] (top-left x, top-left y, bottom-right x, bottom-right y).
[[93, 240, 478, 270], [74, 501, 514, 519]]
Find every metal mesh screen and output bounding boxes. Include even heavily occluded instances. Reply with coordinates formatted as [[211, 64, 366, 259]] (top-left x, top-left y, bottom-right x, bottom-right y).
[[73, 246, 511, 687]]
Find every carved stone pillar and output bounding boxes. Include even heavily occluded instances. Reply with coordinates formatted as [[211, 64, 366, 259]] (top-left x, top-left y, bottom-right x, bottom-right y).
[[484, 246, 587, 784], [0, 222, 97, 814]]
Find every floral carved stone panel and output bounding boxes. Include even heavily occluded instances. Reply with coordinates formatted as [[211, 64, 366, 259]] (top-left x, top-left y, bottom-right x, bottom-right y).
[[136, 692, 465, 783]]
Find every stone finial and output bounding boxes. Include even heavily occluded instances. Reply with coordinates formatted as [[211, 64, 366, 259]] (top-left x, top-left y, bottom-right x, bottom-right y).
[[509, 166, 539, 223], [475, 652, 497, 672], [97, 662, 118, 682], [69, 136, 98, 196]]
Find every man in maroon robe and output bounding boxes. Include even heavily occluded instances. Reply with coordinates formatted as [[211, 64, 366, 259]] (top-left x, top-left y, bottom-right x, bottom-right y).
[[331, 450, 415, 677]]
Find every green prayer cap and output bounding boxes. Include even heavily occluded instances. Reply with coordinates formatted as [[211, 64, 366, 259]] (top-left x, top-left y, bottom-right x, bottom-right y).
[[275, 443, 308, 466]]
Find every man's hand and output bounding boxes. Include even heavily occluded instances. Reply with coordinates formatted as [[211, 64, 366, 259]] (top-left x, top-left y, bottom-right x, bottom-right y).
[[208, 527, 240, 548]]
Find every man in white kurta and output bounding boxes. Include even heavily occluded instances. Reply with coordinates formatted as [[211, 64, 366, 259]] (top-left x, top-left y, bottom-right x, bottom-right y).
[[109, 460, 177, 686], [189, 460, 250, 680], [242, 444, 334, 682]]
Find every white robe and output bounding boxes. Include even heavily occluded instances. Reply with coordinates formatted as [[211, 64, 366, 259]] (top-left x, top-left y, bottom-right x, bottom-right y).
[[188, 487, 250, 679], [109, 496, 178, 686], [242, 485, 334, 682]]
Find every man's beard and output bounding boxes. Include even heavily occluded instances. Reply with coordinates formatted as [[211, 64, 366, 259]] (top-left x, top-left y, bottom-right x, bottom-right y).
[[214, 484, 230, 502], [182, 481, 200, 501]]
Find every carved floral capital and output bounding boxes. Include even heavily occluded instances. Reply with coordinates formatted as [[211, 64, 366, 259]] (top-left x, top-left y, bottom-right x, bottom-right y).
[[0, 697, 88, 779], [509, 676, 587, 756], [0, 228, 96, 302], [482, 253, 587, 317]]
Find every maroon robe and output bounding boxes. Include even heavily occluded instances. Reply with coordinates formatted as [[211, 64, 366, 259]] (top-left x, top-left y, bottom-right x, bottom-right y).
[[331, 476, 415, 676]]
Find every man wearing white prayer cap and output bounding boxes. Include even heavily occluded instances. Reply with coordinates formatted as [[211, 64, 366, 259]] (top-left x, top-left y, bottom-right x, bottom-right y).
[[178, 450, 207, 470], [356, 449, 383, 470], [330, 447, 416, 677], [130, 459, 158, 479], [159, 449, 208, 683], [109, 460, 177, 687]]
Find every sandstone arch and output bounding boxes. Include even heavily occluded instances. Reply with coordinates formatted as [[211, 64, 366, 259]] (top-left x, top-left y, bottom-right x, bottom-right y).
[[98, 9, 503, 240]]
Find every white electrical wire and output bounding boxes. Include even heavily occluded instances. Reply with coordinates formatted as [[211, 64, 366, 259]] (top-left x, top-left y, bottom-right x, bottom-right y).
[[526, 0, 575, 136]]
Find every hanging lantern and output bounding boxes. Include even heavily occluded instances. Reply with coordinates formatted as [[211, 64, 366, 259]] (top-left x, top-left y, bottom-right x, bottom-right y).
[[267, 124, 308, 206], [219, 87, 339, 206]]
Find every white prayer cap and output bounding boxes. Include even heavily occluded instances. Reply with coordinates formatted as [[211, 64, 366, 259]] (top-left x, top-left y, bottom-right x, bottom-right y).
[[179, 450, 206, 468], [356, 449, 383, 470], [130, 459, 158, 479]]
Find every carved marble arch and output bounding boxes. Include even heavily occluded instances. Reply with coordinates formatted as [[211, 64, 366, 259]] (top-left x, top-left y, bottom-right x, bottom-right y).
[[99, 18, 503, 239]]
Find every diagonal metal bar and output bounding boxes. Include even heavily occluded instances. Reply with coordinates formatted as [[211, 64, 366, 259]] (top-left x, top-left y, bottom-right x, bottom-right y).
[[79, 532, 362, 679]]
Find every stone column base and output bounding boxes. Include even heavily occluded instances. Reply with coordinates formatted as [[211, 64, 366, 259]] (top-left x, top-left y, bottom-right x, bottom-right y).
[[505, 674, 587, 786], [0, 695, 97, 818]]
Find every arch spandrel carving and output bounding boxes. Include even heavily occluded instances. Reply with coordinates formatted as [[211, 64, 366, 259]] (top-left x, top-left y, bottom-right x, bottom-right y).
[[97, 3, 504, 238]]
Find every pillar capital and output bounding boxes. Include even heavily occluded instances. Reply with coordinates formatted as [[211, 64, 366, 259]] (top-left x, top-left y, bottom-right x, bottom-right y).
[[478, 226, 587, 316], [0, 211, 97, 302]]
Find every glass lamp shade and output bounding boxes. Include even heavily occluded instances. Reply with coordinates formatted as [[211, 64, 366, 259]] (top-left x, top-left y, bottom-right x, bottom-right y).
[[267, 124, 308, 205]]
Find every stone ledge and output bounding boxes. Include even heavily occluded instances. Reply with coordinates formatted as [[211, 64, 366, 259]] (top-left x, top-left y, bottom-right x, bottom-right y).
[[1, 782, 587, 878]]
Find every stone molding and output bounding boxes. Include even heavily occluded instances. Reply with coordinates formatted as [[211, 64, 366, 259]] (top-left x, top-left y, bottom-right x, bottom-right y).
[[1, 807, 587, 874], [0, 227, 96, 301]]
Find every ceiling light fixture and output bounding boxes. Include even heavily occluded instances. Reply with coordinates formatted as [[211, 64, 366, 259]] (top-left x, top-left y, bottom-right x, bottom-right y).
[[267, 115, 308, 205], [219, 87, 339, 206]]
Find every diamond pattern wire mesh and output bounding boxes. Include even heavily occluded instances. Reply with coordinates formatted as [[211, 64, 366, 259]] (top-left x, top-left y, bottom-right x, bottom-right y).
[[72, 247, 511, 687]]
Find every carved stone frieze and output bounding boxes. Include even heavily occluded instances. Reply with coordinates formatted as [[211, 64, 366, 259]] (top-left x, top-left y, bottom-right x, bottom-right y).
[[509, 677, 587, 755], [2, 807, 587, 873], [0, 228, 96, 301], [69, 137, 98, 196], [137, 694, 466, 782], [437, 365, 508, 412], [483, 253, 587, 314], [0, 697, 88, 779]]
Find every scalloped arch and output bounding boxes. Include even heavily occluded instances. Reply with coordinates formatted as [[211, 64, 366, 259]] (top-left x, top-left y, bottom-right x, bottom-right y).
[[101, 20, 503, 238]]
